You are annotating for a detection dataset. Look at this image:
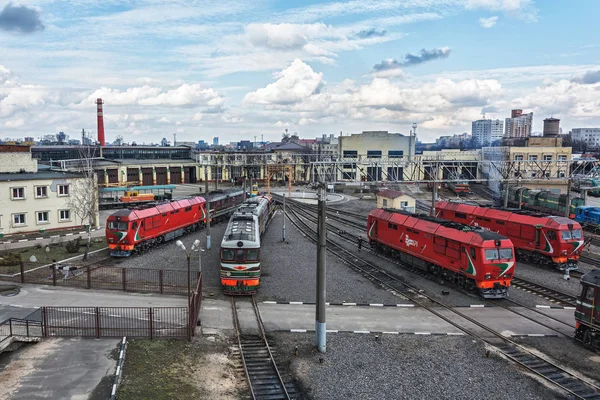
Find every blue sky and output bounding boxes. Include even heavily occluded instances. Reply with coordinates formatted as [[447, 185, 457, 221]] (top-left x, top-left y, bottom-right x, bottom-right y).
[[1, 0, 599, 144]]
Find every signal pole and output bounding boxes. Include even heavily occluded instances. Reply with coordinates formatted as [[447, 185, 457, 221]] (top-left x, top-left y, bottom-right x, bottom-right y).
[[316, 183, 327, 353], [564, 177, 572, 218], [204, 166, 209, 194], [504, 180, 509, 208]]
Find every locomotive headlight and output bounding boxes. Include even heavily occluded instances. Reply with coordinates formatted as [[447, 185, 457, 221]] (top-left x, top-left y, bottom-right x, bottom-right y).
[[485, 273, 492, 279], [561, 250, 567, 255], [226, 272, 231, 277]]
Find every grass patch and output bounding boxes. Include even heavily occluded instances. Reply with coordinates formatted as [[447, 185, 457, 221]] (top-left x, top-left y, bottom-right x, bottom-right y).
[[0, 238, 107, 275], [118, 340, 202, 400]]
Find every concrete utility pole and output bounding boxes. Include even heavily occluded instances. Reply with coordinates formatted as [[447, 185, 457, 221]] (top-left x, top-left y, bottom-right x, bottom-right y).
[[504, 180, 509, 208], [430, 161, 437, 217], [316, 183, 327, 353], [282, 194, 286, 242], [204, 166, 209, 194], [206, 205, 212, 250], [564, 178, 572, 218]]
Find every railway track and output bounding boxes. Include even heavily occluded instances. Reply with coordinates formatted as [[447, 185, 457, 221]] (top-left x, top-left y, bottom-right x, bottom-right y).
[[231, 296, 297, 400], [282, 200, 600, 399], [510, 277, 578, 307]]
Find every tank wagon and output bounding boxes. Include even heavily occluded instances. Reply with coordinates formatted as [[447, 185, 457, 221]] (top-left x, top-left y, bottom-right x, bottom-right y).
[[436, 200, 584, 272], [220, 195, 273, 294], [575, 269, 600, 352], [367, 208, 515, 298]]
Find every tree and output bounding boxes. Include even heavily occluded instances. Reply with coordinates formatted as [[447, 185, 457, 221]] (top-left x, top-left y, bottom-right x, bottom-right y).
[[66, 146, 100, 261]]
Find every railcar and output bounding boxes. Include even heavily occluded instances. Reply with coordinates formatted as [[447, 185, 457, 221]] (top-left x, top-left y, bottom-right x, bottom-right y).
[[367, 208, 515, 298], [220, 195, 273, 294], [574, 269, 600, 352], [107, 196, 206, 256], [447, 174, 471, 196], [507, 187, 584, 218], [436, 200, 584, 272]]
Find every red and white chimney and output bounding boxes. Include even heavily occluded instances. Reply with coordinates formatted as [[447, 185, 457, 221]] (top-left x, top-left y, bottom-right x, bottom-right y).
[[96, 98, 105, 146]]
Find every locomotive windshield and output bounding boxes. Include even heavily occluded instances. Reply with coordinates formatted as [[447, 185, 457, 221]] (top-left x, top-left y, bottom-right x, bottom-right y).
[[485, 248, 513, 261], [561, 229, 583, 240], [221, 248, 259, 262], [108, 221, 128, 230]]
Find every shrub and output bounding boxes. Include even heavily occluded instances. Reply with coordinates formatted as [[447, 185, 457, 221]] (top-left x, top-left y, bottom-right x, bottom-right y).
[[0, 252, 22, 266], [65, 237, 82, 253]]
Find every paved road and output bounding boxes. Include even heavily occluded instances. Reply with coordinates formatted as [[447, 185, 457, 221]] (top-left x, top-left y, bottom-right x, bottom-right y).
[[202, 298, 571, 337]]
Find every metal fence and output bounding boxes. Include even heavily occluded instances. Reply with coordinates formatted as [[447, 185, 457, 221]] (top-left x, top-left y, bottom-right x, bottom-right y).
[[42, 307, 189, 339], [0, 318, 44, 347], [1, 263, 195, 295]]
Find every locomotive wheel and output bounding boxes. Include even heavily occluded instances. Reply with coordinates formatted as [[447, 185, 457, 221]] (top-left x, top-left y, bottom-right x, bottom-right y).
[[583, 331, 593, 348], [457, 275, 465, 288], [156, 236, 164, 244]]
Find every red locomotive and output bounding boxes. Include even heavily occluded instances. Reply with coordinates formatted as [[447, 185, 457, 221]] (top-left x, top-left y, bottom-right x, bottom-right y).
[[107, 196, 206, 256], [367, 208, 515, 298], [435, 201, 584, 272]]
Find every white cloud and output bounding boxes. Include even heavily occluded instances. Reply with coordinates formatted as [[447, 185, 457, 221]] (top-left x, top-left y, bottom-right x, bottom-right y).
[[4, 118, 25, 128], [465, 0, 537, 21], [479, 16, 498, 28], [157, 117, 170, 123], [243, 59, 325, 105]]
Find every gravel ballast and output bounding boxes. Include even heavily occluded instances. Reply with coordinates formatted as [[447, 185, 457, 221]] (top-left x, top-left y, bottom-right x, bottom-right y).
[[270, 332, 565, 400]]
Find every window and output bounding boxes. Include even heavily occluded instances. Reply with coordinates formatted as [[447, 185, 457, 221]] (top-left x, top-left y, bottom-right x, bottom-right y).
[[12, 213, 26, 226], [221, 249, 235, 261], [59, 210, 71, 221], [485, 248, 513, 260], [558, 171, 565, 178], [367, 150, 382, 158], [388, 150, 404, 158], [547, 230, 556, 240], [35, 186, 48, 198], [37, 211, 49, 224], [11, 187, 25, 200], [470, 247, 476, 260], [343, 150, 358, 158], [108, 221, 128, 230], [585, 287, 595, 302], [514, 155, 523, 161], [401, 201, 409, 208], [558, 155, 567, 161], [543, 155, 552, 161], [572, 229, 582, 240], [246, 249, 259, 261], [529, 155, 538, 161], [58, 184, 70, 196], [455, 212, 467, 219], [383, 199, 388, 207]]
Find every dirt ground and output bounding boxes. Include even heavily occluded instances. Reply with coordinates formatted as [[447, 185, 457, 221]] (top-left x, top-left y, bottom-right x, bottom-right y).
[[118, 333, 247, 400]]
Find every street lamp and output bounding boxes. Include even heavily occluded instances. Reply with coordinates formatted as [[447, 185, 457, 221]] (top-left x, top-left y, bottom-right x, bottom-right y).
[[176, 239, 201, 309]]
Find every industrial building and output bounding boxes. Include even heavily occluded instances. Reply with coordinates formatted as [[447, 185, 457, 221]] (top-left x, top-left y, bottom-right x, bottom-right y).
[[0, 145, 99, 235], [338, 131, 416, 181]]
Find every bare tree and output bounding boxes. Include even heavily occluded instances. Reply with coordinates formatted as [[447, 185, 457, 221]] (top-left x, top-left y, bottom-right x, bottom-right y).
[[66, 146, 100, 261]]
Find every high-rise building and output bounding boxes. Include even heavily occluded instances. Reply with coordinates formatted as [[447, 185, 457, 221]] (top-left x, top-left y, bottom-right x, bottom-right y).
[[213, 137, 219, 146], [472, 119, 503, 146], [505, 109, 533, 138]]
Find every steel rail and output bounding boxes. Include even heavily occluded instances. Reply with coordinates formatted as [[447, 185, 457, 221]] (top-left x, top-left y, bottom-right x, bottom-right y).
[[283, 200, 600, 400]]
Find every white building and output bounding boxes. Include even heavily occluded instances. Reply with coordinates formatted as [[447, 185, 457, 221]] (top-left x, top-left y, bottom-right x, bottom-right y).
[[472, 119, 503, 146], [0, 145, 99, 236], [505, 109, 533, 138], [338, 131, 415, 181], [571, 128, 600, 147]]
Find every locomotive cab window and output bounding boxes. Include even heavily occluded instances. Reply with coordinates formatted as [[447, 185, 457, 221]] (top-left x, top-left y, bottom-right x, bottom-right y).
[[547, 230, 556, 240], [572, 229, 582, 239], [470, 248, 476, 260], [246, 249, 259, 261], [584, 287, 595, 302], [221, 249, 235, 261], [485, 248, 513, 260], [108, 221, 128, 230]]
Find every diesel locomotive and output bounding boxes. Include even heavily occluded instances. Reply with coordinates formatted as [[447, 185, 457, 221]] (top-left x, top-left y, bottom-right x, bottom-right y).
[[575, 269, 600, 352], [106, 190, 245, 257], [220, 194, 273, 295], [367, 208, 516, 298], [436, 200, 584, 272]]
